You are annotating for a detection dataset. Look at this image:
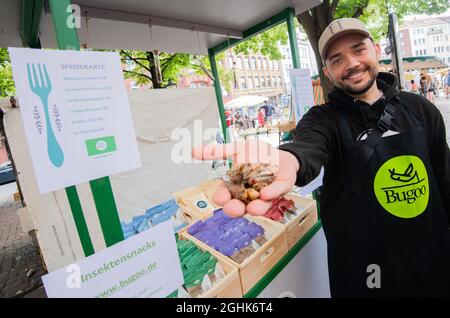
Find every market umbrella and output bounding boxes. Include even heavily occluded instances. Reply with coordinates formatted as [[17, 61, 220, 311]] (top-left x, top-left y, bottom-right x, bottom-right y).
[[224, 95, 269, 108]]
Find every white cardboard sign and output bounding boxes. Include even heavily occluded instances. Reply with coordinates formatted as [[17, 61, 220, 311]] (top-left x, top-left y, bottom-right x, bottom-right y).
[[289, 69, 315, 123], [42, 221, 183, 298], [8, 48, 141, 193]]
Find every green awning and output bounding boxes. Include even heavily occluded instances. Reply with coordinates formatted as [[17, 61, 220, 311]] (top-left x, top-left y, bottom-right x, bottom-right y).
[[379, 56, 448, 69]]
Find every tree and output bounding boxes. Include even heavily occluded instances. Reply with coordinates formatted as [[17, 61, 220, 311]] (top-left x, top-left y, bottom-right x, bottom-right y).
[[297, 0, 450, 100], [0, 48, 16, 97], [120, 50, 194, 88], [232, 23, 288, 60], [120, 24, 288, 91]]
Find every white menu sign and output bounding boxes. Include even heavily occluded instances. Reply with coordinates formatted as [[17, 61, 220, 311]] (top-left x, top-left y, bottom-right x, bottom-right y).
[[8, 48, 141, 193]]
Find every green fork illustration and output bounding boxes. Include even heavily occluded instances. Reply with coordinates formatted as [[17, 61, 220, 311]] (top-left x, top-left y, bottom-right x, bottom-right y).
[[27, 63, 64, 168]]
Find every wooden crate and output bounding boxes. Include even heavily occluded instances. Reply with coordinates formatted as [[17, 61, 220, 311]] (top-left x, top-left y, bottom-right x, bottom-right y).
[[183, 215, 288, 294], [177, 234, 243, 298], [197, 179, 223, 210], [173, 187, 216, 224], [260, 193, 318, 250], [176, 202, 215, 224]]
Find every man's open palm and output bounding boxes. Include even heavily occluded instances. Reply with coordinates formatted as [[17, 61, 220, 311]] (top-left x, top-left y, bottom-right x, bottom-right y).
[[192, 140, 300, 217]]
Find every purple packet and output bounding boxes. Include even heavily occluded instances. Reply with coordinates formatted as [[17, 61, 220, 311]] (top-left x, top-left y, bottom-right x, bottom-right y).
[[246, 223, 268, 246], [236, 234, 256, 258], [188, 220, 205, 235]]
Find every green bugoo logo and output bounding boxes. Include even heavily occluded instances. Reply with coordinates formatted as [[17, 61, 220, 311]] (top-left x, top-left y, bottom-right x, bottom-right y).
[[374, 155, 429, 218], [196, 200, 208, 209]]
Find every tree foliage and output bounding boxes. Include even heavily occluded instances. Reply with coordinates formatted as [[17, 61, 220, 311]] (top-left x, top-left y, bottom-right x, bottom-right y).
[[0, 48, 15, 97]]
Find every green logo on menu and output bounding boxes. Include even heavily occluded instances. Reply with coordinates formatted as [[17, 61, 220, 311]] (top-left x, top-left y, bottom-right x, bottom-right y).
[[373, 155, 429, 218], [85, 136, 117, 156]]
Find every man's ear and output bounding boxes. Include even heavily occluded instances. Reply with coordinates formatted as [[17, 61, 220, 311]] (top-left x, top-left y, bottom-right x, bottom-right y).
[[323, 66, 333, 81], [373, 42, 382, 60]]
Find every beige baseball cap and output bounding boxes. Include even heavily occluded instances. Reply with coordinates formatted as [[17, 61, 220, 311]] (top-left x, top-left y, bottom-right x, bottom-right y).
[[319, 18, 371, 61]]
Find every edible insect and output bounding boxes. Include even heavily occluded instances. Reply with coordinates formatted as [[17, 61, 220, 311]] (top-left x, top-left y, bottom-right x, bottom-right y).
[[225, 163, 277, 204]]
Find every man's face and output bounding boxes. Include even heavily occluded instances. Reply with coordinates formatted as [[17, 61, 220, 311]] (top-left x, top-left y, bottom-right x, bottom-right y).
[[323, 34, 381, 95]]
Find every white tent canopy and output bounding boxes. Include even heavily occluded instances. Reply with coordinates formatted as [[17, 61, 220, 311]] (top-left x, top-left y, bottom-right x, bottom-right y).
[[225, 95, 269, 108]]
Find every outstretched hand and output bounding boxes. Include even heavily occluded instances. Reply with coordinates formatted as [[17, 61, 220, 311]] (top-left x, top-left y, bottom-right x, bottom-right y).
[[192, 140, 300, 217]]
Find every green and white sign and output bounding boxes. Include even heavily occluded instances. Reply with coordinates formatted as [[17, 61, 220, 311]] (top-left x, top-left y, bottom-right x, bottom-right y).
[[373, 155, 429, 218], [42, 221, 183, 298], [8, 48, 141, 193]]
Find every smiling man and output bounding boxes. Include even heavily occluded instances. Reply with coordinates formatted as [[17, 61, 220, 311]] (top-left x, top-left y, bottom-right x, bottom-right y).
[[193, 18, 450, 297]]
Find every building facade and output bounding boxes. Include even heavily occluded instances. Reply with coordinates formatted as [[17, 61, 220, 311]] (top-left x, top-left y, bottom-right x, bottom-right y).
[[222, 53, 286, 102], [381, 17, 450, 64], [279, 28, 318, 88]]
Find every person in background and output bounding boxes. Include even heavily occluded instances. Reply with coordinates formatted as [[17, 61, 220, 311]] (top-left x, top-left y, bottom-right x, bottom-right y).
[[265, 102, 274, 126], [426, 76, 435, 104], [9, 96, 16, 108], [445, 71, 450, 99], [420, 74, 428, 97], [258, 107, 265, 128], [433, 77, 440, 98], [234, 111, 243, 131]]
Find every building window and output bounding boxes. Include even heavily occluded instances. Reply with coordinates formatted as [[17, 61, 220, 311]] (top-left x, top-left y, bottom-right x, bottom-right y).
[[240, 77, 247, 89], [424, 49, 427, 55], [272, 76, 277, 87], [264, 58, 269, 69], [245, 57, 251, 69], [414, 39, 417, 45], [447, 46, 450, 52], [257, 57, 262, 69], [236, 57, 243, 69], [266, 76, 271, 87], [416, 50, 419, 55], [261, 76, 265, 87], [254, 76, 260, 88], [251, 57, 256, 69], [272, 61, 278, 70], [248, 77, 254, 89], [228, 56, 234, 68], [278, 76, 282, 87]]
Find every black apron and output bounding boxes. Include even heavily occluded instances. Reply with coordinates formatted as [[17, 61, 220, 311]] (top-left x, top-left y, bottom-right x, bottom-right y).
[[316, 98, 450, 297]]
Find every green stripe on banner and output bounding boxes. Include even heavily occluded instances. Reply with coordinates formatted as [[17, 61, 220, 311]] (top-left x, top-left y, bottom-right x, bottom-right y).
[[65, 186, 95, 256], [89, 177, 125, 246]]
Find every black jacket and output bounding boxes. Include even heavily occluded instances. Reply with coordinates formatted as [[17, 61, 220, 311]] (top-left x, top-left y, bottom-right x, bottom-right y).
[[279, 72, 450, 220]]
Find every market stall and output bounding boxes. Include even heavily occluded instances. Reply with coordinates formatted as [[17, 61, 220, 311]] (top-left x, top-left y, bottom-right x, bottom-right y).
[[0, 0, 329, 297]]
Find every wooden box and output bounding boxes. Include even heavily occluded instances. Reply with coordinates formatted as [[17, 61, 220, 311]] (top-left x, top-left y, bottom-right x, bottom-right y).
[[183, 215, 288, 294], [177, 234, 243, 298], [173, 187, 216, 224], [261, 193, 318, 250]]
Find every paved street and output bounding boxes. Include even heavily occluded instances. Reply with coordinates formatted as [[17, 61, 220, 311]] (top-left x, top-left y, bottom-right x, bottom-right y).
[[0, 182, 46, 298]]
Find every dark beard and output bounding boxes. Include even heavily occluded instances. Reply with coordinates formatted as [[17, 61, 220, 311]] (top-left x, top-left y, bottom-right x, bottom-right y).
[[337, 65, 378, 95]]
